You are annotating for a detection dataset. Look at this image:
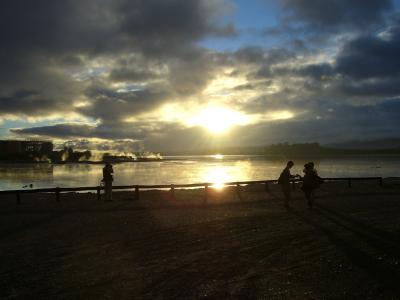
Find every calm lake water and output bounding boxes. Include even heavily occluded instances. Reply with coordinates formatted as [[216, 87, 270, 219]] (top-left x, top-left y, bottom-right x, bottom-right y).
[[1, 155, 399, 190]]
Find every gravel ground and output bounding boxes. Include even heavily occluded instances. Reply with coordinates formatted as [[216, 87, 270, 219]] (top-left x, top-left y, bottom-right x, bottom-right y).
[[1, 180, 400, 299]]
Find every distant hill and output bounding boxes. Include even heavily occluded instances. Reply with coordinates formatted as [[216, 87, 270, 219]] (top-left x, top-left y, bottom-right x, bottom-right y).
[[326, 138, 400, 150], [164, 142, 400, 157]]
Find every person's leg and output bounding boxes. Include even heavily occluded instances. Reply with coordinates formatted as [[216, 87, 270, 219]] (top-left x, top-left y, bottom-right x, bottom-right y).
[[282, 185, 291, 207], [104, 182, 108, 201], [103, 182, 107, 201], [305, 190, 313, 208], [105, 181, 112, 201], [309, 190, 315, 207]]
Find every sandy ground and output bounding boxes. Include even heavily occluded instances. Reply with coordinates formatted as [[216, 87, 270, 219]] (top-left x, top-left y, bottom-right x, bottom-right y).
[[1, 180, 400, 299]]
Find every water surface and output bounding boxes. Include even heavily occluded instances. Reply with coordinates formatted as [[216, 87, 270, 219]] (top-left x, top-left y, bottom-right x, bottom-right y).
[[0, 155, 399, 190]]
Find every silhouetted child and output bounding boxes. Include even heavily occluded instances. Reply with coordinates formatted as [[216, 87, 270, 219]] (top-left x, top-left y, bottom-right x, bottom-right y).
[[301, 162, 323, 208], [102, 162, 114, 201], [278, 161, 298, 208]]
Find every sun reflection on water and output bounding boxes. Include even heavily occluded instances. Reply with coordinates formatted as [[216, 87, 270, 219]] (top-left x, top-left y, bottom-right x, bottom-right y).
[[203, 167, 231, 189], [199, 160, 254, 190]]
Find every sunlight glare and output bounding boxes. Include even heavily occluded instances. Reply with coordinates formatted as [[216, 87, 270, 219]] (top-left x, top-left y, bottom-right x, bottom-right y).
[[203, 167, 231, 190], [187, 106, 250, 134], [268, 110, 294, 120]]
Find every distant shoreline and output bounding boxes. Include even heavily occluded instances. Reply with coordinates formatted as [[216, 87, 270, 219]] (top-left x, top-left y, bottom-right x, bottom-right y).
[[1, 152, 400, 164]]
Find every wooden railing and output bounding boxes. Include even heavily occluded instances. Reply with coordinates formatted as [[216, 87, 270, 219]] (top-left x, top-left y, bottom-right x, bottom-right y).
[[0, 177, 384, 204]]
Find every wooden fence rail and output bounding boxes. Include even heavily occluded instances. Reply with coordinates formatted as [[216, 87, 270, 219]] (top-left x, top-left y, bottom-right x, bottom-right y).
[[0, 176, 384, 204]]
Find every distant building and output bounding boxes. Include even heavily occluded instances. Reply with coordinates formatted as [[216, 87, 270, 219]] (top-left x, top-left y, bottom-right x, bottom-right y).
[[0, 140, 53, 156]]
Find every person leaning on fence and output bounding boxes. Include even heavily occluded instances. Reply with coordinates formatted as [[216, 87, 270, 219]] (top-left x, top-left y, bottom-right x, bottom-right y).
[[301, 162, 324, 208], [102, 162, 114, 201], [278, 161, 298, 208]]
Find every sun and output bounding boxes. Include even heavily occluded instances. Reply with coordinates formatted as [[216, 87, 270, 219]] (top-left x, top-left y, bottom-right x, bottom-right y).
[[187, 106, 250, 134]]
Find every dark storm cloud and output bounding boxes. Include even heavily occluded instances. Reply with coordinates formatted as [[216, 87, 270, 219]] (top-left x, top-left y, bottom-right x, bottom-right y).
[[108, 55, 161, 82], [109, 69, 157, 82], [251, 62, 335, 84], [284, 18, 400, 98], [234, 46, 294, 65], [168, 50, 219, 95], [0, 90, 62, 116], [334, 78, 400, 97], [117, 0, 236, 56], [228, 46, 296, 80], [232, 83, 256, 91], [297, 63, 334, 79], [0, 66, 82, 118], [335, 31, 400, 79], [250, 14, 400, 101], [242, 99, 400, 145], [0, 0, 235, 127], [80, 85, 170, 122], [0, 0, 235, 56], [108, 47, 219, 95], [279, 0, 392, 31], [11, 121, 154, 140], [11, 124, 98, 138]]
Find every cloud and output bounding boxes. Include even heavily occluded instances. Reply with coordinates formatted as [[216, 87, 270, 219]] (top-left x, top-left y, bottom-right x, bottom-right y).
[[235, 46, 294, 65], [117, 0, 236, 55], [2, 0, 400, 150], [11, 96, 400, 151], [279, 0, 392, 31], [0, 0, 235, 56], [296, 63, 334, 79], [0, 0, 237, 141], [11, 124, 98, 138], [11, 122, 150, 140], [80, 84, 171, 122], [335, 27, 400, 79]]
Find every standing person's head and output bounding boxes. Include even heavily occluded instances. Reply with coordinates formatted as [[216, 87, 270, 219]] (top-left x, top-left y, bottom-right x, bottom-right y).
[[304, 163, 313, 173], [287, 161, 294, 169]]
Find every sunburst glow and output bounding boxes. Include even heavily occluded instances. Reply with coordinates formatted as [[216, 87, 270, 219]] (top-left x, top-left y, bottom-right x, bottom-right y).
[[212, 154, 224, 159], [187, 106, 250, 134]]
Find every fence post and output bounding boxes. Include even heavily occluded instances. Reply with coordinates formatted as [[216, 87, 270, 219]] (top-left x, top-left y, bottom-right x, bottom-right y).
[[348, 179, 352, 188], [135, 186, 140, 200], [204, 184, 209, 204], [16, 192, 21, 205], [97, 187, 101, 201], [236, 183, 243, 202], [170, 184, 175, 200], [56, 187, 60, 202], [379, 177, 383, 187]]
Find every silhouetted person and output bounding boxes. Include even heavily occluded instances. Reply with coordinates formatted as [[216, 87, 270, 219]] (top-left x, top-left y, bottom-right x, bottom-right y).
[[278, 161, 298, 208], [102, 162, 114, 201], [301, 162, 323, 208]]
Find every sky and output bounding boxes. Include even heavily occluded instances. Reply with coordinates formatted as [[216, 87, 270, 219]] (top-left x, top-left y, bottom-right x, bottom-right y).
[[1, 0, 400, 152]]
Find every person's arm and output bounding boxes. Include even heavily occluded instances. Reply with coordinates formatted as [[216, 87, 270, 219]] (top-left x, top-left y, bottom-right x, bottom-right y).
[[289, 172, 300, 179]]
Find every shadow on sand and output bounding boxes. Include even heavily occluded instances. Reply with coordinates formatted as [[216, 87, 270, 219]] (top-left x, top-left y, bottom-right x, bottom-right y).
[[288, 203, 400, 295]]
